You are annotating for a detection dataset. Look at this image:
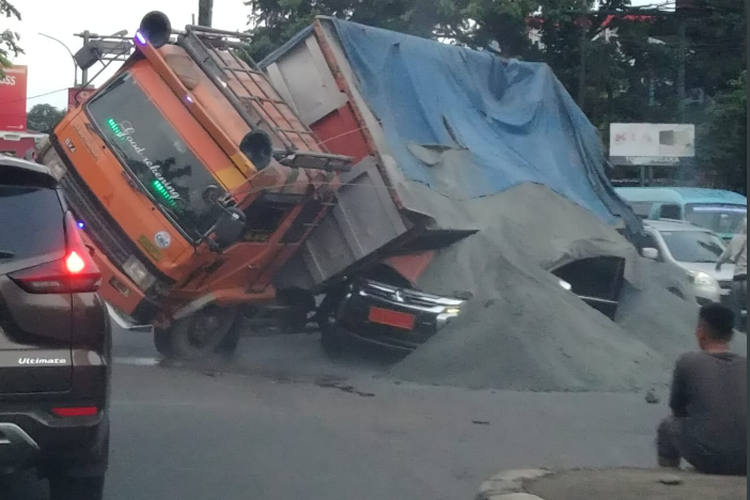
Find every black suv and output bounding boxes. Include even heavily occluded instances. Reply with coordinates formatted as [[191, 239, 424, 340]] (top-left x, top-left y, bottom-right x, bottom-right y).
[[0, 156, 110, 499]]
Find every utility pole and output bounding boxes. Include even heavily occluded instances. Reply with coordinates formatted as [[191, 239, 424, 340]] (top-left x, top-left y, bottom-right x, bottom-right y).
[[675, 2, 689, 184], [81, 31, 91, 86], [198, 0, 214, 27], [577, 18, 589, 109], [676, 17, 687, 122]]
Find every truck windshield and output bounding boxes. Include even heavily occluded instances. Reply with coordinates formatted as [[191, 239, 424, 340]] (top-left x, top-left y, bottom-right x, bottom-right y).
[[685, 204, 747, 236], [86, 72, 225, 239]]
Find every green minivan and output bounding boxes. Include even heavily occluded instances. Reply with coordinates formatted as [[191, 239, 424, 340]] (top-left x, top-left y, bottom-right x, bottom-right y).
[[616, 187, 747, 240]]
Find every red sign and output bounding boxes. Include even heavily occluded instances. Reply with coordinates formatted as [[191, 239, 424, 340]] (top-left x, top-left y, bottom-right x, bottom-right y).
[[68, 87, 96, 112], [0, 65, 28, 132]]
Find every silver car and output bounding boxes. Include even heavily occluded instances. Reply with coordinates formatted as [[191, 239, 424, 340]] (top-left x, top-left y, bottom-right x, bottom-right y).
[[641, 219, 734, 305]]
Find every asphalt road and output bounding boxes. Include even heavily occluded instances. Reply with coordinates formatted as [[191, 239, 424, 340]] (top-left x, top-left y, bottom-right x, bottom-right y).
[[7, 327, 668, 500]]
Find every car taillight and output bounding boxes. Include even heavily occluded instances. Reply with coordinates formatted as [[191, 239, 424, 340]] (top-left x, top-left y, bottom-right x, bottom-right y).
[[52, 406, 99, 417], [10, 212, 102, 294]]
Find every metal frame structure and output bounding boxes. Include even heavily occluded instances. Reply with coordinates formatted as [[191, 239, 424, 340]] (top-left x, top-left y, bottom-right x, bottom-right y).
[[178, 25, 351, 173], [74, 31, 133, 86]]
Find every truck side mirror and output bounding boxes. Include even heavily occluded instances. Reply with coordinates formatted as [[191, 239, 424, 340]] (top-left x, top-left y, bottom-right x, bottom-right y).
[[213, 207, 246, 248]]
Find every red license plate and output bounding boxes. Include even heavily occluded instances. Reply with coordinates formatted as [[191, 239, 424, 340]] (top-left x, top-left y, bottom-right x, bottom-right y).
[[368, 307, 415, 330]]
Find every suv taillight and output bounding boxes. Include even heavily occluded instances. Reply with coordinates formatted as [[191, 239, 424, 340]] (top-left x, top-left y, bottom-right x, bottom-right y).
[[10, 212, 102, 294]]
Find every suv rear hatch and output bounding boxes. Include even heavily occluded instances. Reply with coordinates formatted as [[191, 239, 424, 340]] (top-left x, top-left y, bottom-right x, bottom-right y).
[[0, 165, 87, 394]]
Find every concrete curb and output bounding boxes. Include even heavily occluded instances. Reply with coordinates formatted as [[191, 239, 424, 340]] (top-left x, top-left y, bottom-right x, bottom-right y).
[[475, 467, 746, 500], [475, 469, 552, 500]]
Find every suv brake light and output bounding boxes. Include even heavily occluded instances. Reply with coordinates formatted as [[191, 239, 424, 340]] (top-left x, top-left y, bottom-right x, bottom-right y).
[[10, 212, 102, 294]]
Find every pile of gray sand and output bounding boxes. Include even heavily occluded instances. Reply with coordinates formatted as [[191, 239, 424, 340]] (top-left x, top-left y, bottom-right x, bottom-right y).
[[389, 183, 746, 392]]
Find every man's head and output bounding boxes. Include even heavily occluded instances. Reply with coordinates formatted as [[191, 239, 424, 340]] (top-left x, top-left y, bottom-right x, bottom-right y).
[[696, 303, 735, 349]]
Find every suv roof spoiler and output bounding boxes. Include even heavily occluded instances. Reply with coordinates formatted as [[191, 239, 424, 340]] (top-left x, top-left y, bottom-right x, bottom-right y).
[[0, 155, 57, 187]]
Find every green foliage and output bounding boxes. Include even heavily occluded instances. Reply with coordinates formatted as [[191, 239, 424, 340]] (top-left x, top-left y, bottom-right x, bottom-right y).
[[27, 104, 66, 134], [244, 0, 746, 184], [684, 0, 746, 98], [243, 0, 467, 61], [0, 0, 22, 76], [698, 71, 747, 193]]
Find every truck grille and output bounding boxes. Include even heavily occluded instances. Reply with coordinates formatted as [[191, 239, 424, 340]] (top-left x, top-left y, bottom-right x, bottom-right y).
[[51, 141, 175, 295], [58, 167, 134, 270]]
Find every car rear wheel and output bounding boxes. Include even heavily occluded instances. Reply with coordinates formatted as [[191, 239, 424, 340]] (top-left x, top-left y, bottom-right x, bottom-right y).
[[48, 475, 105, 500]]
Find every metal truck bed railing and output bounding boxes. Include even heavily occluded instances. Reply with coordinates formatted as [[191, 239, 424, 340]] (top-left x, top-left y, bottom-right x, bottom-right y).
[[178, 25, 351, 173]]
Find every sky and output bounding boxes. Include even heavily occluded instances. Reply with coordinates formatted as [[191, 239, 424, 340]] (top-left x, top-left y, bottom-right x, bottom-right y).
[[7, 0, 251, 111]]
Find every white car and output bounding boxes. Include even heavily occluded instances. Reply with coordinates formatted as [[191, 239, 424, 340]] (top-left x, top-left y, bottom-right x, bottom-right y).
[[641, 219, 734, 305]]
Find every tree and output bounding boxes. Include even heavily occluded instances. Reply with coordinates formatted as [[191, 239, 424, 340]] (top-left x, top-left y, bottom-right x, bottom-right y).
[[698, 71, 747, 193], [27, 104, 66, 134], [684, 0, 746, 100], [0, 0, 22, 76], [243, 0, 477, 61], [244, 0, 744, 168]]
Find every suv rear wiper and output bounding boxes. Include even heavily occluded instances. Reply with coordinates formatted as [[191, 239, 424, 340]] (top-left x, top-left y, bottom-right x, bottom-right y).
[[0, 250, 15, 258]]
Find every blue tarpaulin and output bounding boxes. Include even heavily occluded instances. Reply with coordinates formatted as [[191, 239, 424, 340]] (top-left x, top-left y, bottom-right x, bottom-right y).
[[330, 20, 640, 231]]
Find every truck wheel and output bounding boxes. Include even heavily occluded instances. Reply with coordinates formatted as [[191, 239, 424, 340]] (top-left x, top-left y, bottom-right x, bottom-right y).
[[168, 306, 239, 361], [214, 313, 244, 357]]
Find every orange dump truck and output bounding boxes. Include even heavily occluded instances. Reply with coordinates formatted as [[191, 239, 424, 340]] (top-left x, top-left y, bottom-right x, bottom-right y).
[[37, 12, 468, 359], [35, 12, 358, 359]]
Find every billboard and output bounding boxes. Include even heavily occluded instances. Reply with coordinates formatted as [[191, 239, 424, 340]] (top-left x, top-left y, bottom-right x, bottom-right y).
[[609, 123, 695, 166], [68, 87, 97, 112], [0, 65, 28, 131]]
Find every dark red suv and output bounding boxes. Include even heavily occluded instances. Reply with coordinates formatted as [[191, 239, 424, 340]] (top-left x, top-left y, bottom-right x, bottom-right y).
[[0, 156, 111, 500]]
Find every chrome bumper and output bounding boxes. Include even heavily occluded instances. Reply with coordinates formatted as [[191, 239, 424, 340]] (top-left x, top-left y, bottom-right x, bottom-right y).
[[106, 303, 154, 334]]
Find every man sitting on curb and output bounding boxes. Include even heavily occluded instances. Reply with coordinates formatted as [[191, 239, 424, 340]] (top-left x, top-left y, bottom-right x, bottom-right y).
[[657, 303, 747, 475]]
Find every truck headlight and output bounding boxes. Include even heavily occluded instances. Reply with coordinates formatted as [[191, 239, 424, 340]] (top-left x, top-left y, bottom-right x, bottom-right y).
[[123, 255, 156, 291], [687, 271, 720, 291]]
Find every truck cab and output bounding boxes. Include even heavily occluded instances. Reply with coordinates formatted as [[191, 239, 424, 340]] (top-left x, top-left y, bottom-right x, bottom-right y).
[[37, 13, 351, 358]]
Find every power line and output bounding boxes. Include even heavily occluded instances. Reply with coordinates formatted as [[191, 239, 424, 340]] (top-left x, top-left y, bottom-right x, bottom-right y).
[[0, 87, 69, 106]]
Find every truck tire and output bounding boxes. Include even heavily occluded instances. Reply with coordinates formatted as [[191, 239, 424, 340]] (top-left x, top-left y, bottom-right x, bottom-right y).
[[165, 306, 239, 361], [214, 313, 244, 357]]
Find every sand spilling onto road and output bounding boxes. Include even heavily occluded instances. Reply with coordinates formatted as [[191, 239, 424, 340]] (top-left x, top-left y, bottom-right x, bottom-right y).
[[389, 184, 745, 392]]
